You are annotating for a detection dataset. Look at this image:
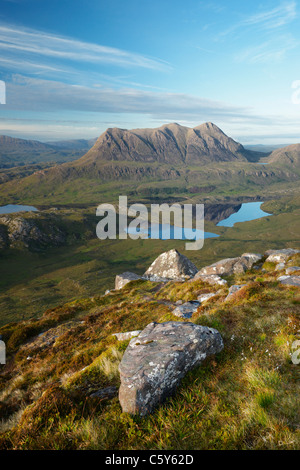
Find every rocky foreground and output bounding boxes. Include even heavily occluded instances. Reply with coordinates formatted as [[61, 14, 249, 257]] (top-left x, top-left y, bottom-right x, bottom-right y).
[[0, 246, 299, 449]]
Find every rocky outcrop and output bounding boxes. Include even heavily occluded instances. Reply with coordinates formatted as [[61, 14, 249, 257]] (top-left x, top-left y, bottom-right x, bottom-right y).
[[197, 253, 262, 277], [0, 215, 66, 250], [143, 249, 198, 281], [197, 292, 219, 303], [118, 321, 224, 415], [286, 266, 300, 275], [265, 248, 300, 263], [115, 272, 142, 290]]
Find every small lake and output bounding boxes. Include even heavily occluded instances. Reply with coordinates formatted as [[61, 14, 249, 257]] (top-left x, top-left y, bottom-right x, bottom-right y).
[[217, 201, 271, 227], [126, 224, 219, 240], [0, 204, 38, 215]]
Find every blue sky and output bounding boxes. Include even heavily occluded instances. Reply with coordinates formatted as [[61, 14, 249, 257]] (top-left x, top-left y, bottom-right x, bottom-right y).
[[0, 0, 300, 143]]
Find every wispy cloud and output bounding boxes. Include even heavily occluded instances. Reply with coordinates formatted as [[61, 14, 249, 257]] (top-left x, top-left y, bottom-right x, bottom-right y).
[[235, 35, 298, 63], [218, 1, 297, 39], [0, 24, 171, 73], [243, 1, 297, 30]]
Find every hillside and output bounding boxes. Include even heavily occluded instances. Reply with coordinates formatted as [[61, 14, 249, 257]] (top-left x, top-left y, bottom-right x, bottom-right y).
[[0, 122, 299, 205], [0, 135, 93, 168], [0, 247, 299, 450], [269, 144, 300, 167]]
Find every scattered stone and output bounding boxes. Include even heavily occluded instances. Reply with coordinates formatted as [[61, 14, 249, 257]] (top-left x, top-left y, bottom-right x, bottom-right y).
[[192, 273, 227, 286], [265, 248, 300, 264], [90, 386, 118, 400], [275, 262, 286, 271], [113, 330, 142, 341], [115, 272, 142, 290], [225, 284, 247, 301], [172, 301, 200, 319], [143, 249, 198, 281], [278, 275, 300, 287], [286, 266, 300, 275], [197, 292, 218, 303], [118, 321, 224, 415]]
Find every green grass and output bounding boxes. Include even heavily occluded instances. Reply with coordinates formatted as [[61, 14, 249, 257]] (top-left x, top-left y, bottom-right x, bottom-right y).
[[0, 255, 299, 450]]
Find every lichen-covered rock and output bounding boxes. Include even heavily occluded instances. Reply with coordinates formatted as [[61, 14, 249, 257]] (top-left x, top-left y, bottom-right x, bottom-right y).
[[278, 275, 300, 287], [143, 249, 198, 281], [197, 253, 261, 277], [191, 273, 227, 286], [115, 272, 142, 290], [265, 248, 300, 264], [118, 321, 224, 415], [172, 301, 200, 319]]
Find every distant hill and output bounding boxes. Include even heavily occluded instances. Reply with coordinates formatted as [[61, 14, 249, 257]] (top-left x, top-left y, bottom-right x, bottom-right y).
[[269, 144, 300, 167], [0, 135, 96, 168], [46, 138, 97, 151]]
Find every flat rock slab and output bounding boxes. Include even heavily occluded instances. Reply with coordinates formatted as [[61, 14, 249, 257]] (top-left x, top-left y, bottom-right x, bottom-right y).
[[265, 249, 300, 264], [143, 249, 198, 281], [278, 275, 300, 287], [118, 321, 224, 415], [172, 301, 200, 319], [197, 253, 262, 277]]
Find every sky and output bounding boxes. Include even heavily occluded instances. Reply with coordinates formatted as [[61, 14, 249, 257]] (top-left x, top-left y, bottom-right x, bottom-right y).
[[0, 0, 300, 144]]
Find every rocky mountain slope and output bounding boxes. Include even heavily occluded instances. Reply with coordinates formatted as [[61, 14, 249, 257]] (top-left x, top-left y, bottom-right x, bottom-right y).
[[0, 247, 299, 450], [79, 122, 248, 166], [269, 144, 300, 168]]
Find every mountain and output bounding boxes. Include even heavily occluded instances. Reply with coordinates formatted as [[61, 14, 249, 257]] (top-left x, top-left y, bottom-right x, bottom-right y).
[[269, 144, 300, 168], [0, 135, 95, 168], [80, 122, 248, 166]]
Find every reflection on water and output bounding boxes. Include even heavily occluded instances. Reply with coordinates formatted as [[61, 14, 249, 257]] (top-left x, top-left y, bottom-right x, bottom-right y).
[[217, 202, 271, 227]]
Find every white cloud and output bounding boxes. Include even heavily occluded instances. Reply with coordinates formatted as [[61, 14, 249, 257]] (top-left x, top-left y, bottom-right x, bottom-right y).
[[243, 1, 297, 30], [0, 24, 171, 72]]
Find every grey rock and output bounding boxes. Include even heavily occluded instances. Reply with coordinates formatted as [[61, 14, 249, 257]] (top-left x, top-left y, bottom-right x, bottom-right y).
[[118, 321, 224, 415], [172, 301, 200, 319], [197, 292, 218, 303], [225, 284, 247, 301], [192, 273, 227, 286], [197, 253, 262, 277], [113, 330, 142, 341], [115, 272, 142, 290], [143, 249, 198, 281], [265, 248, 300, 264], [275, 263, 286, 271], [278, 275, 300, 287], [286, 266, 300, 275]]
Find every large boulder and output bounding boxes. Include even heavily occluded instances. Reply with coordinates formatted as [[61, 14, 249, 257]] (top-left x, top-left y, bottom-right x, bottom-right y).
[[225, 284, 247, 301], [143, 249, 198, 281], [265, 248, 300, 264], [197, 253, 262, 277], [115, 272, 142, 290], [118, 321, 224, 415]]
